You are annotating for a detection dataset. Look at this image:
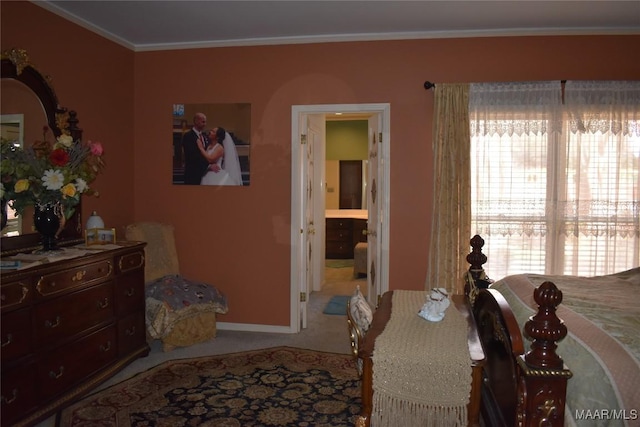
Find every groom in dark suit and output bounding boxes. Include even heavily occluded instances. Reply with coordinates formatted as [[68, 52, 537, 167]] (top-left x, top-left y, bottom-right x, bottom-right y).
[[182, 112, 210, 185]]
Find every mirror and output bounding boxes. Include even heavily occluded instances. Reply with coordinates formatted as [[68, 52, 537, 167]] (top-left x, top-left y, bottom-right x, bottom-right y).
[[1, 48, 83, 255], [0, 113, 25, 236]]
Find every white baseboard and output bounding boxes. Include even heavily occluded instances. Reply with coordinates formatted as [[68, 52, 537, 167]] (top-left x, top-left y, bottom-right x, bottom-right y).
[[216, 321, 295, 334]]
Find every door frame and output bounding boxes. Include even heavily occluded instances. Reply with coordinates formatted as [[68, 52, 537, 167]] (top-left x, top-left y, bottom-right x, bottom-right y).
[[290, 103, 390, 333]]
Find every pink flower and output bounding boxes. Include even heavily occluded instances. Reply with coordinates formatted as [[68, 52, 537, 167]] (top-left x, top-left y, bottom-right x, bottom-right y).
[[89, 141, 104, 156]]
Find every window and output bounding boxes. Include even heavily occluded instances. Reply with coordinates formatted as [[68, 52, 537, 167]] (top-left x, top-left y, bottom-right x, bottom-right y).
[[470, 82, 639, 279]]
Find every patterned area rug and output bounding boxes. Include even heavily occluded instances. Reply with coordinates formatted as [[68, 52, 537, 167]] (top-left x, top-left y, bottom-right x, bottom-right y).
[[57, 347, 361, 426]]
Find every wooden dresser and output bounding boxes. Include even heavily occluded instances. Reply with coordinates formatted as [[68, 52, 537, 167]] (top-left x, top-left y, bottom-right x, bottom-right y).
[[0, 242, 150, 427], [326, 217, 367, 259]]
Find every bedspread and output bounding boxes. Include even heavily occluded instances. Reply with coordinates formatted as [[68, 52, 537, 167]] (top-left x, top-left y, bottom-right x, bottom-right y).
[[491, 268, 640, 427]]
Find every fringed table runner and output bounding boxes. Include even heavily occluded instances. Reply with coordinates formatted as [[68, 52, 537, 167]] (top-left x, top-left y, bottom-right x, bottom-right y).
[[371, 290, 472, 427]]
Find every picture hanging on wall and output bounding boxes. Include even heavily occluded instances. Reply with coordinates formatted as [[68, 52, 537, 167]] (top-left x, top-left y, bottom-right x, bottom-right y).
[[172, 103, 251, 186]]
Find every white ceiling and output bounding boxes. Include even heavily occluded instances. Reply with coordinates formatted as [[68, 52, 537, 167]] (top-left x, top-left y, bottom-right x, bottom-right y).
[[37, 0, 640, 52]]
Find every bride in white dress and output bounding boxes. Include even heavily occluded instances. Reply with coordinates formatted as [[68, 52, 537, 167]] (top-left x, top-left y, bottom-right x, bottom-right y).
[[199, 127, 243, 186]]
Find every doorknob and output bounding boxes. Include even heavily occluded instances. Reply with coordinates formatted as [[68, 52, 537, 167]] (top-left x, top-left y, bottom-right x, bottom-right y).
[[364, 229, 377, 237], [308, 227, 316, 235]]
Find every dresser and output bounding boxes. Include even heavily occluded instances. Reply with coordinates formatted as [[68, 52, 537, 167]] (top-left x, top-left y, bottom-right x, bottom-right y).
[[325, 217, 367, 259], [0, 242, 150, 427]]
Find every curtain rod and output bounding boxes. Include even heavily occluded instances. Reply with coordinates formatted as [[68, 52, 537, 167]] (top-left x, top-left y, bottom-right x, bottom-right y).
[[424, 80, 567, 90]]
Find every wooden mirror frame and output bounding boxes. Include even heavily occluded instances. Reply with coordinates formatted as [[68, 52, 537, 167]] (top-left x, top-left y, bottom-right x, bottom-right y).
[[1, 48, 83, 255]]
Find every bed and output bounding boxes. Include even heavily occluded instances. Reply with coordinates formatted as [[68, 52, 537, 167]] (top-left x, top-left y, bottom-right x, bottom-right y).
[[465, 235, 639, 427]]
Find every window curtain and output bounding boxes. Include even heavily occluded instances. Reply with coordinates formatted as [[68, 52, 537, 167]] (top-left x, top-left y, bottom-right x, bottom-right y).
[[469, 82, 563, 278], [426, 84, 471, 295], [561, 81, 640, 273], [469, 81, 639, 278]]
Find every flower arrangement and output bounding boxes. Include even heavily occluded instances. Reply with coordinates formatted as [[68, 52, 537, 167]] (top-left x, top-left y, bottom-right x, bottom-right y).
[[0, 127, 105, 219]]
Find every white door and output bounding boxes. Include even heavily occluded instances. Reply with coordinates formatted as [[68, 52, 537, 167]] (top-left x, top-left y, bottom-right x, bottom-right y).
[[299, 114, 325, 329], [291, 103, 390, 333], [366, 115, 381, 305]]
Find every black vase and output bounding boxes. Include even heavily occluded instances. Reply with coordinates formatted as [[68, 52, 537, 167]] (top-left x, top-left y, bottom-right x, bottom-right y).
[[33, 202, 64, 252], [1, 198, 7, 231]]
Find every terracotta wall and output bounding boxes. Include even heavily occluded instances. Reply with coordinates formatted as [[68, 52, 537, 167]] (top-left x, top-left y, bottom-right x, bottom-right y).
[[1, 2, 135, 230], [4, 2, 639, 327]]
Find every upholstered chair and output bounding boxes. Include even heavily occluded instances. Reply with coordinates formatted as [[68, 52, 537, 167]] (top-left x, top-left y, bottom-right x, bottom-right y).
[[125, 222, 228, 351]]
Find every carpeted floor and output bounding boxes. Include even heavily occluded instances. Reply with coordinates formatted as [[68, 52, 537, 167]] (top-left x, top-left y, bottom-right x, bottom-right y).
[[325, 259, 355, 269], [57, 347, 361, 427]]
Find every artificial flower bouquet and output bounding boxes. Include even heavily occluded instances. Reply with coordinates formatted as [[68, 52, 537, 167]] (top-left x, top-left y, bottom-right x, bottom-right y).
[[0, 129, 105, 219]]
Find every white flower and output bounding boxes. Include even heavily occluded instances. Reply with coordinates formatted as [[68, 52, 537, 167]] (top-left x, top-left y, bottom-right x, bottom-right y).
[[42, 169, 65, 190], [56, 134, 74, 148], [74, 178, 88, 193]]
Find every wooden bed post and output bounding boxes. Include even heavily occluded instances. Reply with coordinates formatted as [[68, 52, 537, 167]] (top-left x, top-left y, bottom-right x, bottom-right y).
[[516, 282, 573, 427], [467, 235, 488, 281]]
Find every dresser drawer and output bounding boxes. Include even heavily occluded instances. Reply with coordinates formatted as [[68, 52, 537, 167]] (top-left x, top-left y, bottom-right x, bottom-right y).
[[326, 241, 353, 259], [38, 325, 117, 398], [326, 228, 352, 242], [117, 250, 145, 274], [1, 361, 38, 426], [35, 281, 114, 346], [326, 218, 352, 230], [115, 270, 145, 316], [36, 259, 113, 297], [1, 278, 32, 310], [1, 308, 33, 363], [118, 312, 146, 357]]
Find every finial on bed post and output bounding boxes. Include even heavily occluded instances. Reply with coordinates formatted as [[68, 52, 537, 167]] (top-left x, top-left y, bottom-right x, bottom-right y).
[[517, 281, 572, 427], [466, 235, 488, 281], [523, 281, 568, 369]]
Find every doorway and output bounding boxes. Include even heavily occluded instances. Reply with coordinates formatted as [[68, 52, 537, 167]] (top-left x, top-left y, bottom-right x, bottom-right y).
[[290, 103, 390, 333]]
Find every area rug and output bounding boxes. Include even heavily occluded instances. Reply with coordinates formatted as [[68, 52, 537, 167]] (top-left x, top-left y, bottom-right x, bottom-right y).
[[57, 347, 361, 426], [323, 295, 350, 315]]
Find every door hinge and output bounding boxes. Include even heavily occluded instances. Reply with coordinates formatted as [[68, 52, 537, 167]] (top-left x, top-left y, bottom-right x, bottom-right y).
[[379, 132, 383, 143], [301, 134, 307, 144], [300, 292, 307, 302]]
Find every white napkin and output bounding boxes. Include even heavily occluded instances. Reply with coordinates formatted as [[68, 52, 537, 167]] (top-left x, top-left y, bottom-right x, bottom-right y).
[[418, 288, 450, 322]]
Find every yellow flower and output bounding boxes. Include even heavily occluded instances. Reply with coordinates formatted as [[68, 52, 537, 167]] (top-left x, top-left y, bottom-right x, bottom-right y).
[[14, 179, 30, 193], [61, 183, 77, 197]]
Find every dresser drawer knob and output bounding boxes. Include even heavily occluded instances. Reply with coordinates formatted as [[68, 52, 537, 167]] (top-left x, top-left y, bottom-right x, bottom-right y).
[[126, 326, 136, 336], [49, 366, 65, 379], [1, 389, 17, 405], [100, 341, 112, 352], [126, 288, 136, 297], [45, 315, 61, 328], [97, 298, 110, 309], [1, 333, 12, 347], [71, 270, 87, 281]]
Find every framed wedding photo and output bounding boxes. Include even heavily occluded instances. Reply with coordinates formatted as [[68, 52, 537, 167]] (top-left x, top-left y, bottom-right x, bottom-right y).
[[172, 103, 251, 186], [85, 228, 117, 246]]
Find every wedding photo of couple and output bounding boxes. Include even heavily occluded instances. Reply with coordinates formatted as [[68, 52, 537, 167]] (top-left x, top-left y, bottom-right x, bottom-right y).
[[173, 103, 251, 186]]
